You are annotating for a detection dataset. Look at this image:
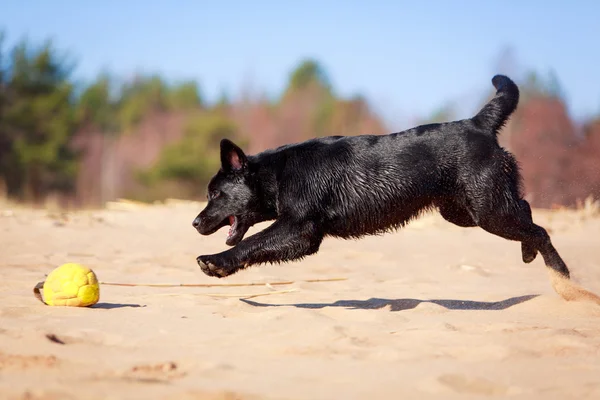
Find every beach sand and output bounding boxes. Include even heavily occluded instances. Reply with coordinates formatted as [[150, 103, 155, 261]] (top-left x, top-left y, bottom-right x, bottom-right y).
[[1, 200, 600, 400]]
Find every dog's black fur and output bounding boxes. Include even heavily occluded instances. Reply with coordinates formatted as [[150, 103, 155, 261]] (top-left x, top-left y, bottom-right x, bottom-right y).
[[192, 75, 571, 281]]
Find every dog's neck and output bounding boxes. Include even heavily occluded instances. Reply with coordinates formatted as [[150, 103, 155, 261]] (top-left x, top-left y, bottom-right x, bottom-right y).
[[249, 156, 279, 221]]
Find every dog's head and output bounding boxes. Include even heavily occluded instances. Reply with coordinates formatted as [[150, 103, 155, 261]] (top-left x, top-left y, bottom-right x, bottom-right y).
[[192, 139, 257, 246]]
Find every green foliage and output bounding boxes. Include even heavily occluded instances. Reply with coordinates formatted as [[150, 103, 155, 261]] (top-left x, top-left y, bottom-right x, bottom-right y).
[[117, 75, 169, 132], [75, 74, 204, 136], [0, 31, 11, 193], [137, 113, 244, 194], [280, 59, 341, 139], [167, 80, 203, 110], [0, 36, 79, 200], [0, 29, 210, 202], [283, 59, 332, 99], [288, 59, 330, 92], [76, 73, 118, 132]]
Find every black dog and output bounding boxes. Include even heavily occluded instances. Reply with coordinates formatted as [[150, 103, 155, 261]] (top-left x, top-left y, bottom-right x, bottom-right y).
[[192, 75, 571, 282]]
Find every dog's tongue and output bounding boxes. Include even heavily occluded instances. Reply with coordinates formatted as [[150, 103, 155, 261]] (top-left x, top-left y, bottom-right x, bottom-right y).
[[227, 216, 236, 238]]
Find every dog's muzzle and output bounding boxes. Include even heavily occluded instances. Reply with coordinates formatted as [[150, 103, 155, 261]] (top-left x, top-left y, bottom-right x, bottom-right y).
[[192, 213, 227, 236], [192, 215, 210, 234]]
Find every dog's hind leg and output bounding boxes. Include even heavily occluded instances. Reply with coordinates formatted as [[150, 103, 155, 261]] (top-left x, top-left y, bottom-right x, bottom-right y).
[[197, 218, 324, 278], [475, 200, 600, 305], [518, 200, 538, 264], [438, 198, 539, 264], [475, 206, 570, 279]]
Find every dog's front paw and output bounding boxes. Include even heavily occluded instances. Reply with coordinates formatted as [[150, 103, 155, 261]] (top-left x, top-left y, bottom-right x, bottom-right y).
[[196, 255, 240, 278]]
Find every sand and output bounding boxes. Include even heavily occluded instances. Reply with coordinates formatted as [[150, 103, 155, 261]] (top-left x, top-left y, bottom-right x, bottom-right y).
[[1, 200, 600, 400]]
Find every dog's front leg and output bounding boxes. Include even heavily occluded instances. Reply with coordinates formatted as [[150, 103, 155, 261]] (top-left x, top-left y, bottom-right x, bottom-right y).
[[197, 219, 323, 278]]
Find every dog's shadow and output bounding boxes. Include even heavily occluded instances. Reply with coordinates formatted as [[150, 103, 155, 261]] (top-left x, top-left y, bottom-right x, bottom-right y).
[[241, 294, 539, 312]]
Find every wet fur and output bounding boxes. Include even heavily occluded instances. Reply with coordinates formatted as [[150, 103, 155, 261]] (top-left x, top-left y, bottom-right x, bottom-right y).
[[192, 75, 571, 283]]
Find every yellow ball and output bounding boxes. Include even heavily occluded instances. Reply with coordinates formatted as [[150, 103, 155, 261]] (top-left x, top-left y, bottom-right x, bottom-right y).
[[42, 263, 100, 307]]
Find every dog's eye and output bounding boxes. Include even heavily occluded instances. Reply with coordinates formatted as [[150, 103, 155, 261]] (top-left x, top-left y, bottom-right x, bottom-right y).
[[210, 190, 221, 199]]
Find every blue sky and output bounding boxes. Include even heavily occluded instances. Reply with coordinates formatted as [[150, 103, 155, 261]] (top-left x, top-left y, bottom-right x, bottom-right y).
[[2, 0, 599, 128]]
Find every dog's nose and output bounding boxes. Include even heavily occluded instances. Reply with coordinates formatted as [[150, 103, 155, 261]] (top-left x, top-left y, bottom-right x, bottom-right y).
[[192, 217, 201, 229]]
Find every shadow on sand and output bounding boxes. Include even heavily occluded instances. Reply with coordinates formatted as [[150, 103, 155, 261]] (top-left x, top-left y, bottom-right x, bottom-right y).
[[91, 302, 145, 309], [241, 294, 540, 312]]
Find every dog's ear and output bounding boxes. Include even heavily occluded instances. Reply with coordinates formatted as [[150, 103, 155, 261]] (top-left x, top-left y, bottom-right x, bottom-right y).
[[220, 138, 248, 172]]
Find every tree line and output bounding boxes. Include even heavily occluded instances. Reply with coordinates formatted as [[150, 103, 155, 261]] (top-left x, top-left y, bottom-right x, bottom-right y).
[[0, 31, 598, 209]]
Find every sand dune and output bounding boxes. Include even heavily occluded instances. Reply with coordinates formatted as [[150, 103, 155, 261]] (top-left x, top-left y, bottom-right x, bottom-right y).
[[1, 201, 600, 399]]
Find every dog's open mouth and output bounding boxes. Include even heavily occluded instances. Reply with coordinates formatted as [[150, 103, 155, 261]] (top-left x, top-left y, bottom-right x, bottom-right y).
[[227, 215, 238, 240], [225, 215, 247, 246]]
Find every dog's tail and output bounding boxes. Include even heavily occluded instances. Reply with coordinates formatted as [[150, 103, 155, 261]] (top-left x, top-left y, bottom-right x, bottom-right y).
[[472, 75, 520, 135]]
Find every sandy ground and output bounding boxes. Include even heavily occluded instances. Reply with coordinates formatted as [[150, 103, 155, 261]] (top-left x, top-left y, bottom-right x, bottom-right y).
[[1, 199, 600, 400]]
